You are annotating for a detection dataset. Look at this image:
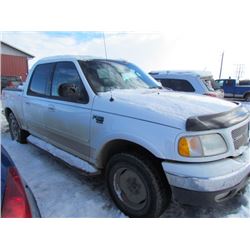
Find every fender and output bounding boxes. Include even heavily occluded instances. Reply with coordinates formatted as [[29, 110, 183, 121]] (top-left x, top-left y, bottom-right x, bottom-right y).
[[94, 133, 167, 163]]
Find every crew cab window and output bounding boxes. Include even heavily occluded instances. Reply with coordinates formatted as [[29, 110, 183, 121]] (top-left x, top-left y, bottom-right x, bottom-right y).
[[51, 62, 88, 103], [159, 79, 195, 92], [28, 63, 54, 96]]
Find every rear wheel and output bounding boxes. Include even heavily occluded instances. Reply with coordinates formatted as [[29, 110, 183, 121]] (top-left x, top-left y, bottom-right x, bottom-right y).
[[106, 153, 171, 218], [8, 113, 28, 143], [245, 94, 250, 102]]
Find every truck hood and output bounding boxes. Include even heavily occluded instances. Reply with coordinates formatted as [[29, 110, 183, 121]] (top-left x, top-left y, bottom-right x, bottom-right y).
[[93, 89, 238, 130]]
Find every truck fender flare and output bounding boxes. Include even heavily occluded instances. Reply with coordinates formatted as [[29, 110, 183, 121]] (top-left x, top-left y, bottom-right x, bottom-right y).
[[95, 133, 166, 163]]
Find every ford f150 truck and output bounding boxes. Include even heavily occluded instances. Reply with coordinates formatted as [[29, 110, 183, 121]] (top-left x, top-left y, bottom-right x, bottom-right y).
[[2, 56, 250, 218], [215, 78, 250, 101]]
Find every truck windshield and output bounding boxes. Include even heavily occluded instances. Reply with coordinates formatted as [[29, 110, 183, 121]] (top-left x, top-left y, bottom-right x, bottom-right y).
[[78, 60, 160, 93]]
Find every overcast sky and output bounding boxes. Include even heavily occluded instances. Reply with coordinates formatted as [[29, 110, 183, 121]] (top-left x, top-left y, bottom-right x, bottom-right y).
[[1, 0, 250, 79]]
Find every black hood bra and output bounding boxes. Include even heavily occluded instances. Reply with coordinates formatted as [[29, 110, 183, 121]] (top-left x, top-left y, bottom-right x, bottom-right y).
[[186, 103, 250, 131]]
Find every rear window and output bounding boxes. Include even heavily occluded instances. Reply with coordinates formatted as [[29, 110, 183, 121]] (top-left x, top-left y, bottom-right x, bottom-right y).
[[159, 78, 195, 92], [239, 80, 250, 86], [28, 63, 54, 96]]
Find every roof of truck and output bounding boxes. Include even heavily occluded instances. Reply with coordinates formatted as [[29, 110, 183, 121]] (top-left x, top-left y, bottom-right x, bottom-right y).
[[37, 55, 126, 63], [149, 70, 213, 78]]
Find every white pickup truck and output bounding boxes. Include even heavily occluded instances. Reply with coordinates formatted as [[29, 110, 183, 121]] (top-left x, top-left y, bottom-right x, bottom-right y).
[[2, 55, 250, 217]]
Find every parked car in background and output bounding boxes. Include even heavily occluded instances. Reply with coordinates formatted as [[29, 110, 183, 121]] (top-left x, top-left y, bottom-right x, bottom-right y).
[[215, 78, 250, 101], [1, 76, 23, 92], [149, 70, 224, 98], [1, 146, 41, 218], [2, 56, 250, 218]]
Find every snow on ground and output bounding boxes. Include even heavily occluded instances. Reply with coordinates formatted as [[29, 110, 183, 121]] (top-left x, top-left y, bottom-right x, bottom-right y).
[[1, 102, 250, 218], [243, 102, 250, 111], [1, 113, 124, 218]]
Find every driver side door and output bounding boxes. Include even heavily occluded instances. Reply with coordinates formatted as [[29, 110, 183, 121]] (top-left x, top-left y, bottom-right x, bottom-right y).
[[44, 61, 92, 161]]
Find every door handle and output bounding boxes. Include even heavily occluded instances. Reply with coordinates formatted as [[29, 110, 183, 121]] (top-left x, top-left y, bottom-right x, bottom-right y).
[[48, 105, 55, 111], [25, 101, 30, 105]]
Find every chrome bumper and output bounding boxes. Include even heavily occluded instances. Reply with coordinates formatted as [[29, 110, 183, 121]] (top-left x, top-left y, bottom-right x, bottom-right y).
[[162, 147, 250, 192]]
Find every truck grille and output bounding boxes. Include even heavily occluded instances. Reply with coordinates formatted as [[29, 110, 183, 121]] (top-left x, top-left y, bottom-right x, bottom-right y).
[[231, 123, 249, 150]]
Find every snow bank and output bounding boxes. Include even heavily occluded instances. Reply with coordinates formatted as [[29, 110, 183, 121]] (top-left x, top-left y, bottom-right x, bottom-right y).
[[243, 102, 250, 111]]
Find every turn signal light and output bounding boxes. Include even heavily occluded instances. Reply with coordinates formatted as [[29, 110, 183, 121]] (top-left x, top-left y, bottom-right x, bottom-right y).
[[178, 137, 190, 157]]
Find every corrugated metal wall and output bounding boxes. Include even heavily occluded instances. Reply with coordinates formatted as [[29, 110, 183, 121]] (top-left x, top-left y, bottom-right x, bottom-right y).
[[1, 54, 29, 81]]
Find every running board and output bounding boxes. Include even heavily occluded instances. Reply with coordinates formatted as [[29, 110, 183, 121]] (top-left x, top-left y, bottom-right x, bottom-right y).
[[27, 135, 100, 176]]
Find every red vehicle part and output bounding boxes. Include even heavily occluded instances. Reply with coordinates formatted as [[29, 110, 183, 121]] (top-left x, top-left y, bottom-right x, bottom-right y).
[[2, 167, 32, 218]]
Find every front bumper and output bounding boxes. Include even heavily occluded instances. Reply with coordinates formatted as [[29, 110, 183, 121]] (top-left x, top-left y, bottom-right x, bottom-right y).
[[162, 147, 250, 206]]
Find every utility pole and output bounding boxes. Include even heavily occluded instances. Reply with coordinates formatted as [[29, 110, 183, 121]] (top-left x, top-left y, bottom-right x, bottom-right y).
[[235, 64, 245, 80], [218, 51, 224, 79]]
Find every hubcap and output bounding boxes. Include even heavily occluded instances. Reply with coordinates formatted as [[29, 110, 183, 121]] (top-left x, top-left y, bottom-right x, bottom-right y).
[[10, 117, 19, 140], [113, 167, 148, 210]]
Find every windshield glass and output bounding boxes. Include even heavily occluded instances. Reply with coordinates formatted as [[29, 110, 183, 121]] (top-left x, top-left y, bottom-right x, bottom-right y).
[[201, 77, 217, 91], [78, 60, 160, 93]]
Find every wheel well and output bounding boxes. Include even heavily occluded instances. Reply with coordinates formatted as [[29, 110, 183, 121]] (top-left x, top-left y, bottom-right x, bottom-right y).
[[243, 92, 250, 99], [99, 139, 171, 197], [98, 139, 162, 169], [4, 108, 13, 122]]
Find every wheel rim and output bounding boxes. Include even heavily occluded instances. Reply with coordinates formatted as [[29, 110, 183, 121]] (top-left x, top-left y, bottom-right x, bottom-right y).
[[113, 166, 148, 210], [10, 116, 19, 140]]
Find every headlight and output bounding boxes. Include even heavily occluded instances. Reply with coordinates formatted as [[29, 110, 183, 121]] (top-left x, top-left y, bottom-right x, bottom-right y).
[[178, 134, 227, 157]]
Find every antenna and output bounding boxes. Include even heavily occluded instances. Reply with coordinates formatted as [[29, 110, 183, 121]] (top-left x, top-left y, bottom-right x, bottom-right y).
[[103, 32, 108, 59], [109, 87, 114, 102]]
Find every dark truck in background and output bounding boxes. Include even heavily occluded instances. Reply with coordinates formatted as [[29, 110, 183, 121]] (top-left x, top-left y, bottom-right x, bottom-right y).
[[215, 79, 250, 101]]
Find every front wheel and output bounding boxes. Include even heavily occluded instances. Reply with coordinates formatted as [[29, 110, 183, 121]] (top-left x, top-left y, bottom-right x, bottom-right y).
[[8, 113, 28, 143], [106, 153, 171, 218]]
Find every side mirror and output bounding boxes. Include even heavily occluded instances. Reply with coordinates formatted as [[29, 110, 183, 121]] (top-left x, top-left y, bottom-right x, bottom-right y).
[[58, 83, 83, 100]]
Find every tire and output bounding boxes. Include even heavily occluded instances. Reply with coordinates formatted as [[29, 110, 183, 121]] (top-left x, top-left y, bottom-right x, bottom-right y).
[[245, 94, 250, 102], [106, 153, 171, 218], [8, 113, 28, 143]]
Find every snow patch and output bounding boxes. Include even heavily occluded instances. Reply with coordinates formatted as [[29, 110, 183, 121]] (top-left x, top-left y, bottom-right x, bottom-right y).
[[242, 102, 250, 111]]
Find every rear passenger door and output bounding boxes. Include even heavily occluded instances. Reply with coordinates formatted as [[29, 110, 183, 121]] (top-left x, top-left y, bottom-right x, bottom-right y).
[[44, 61, 92, 161], [24, 63, 54, 140]]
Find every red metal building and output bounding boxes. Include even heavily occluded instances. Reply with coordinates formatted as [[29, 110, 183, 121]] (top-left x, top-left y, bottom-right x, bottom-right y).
[[1, 41, 34, 82]]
